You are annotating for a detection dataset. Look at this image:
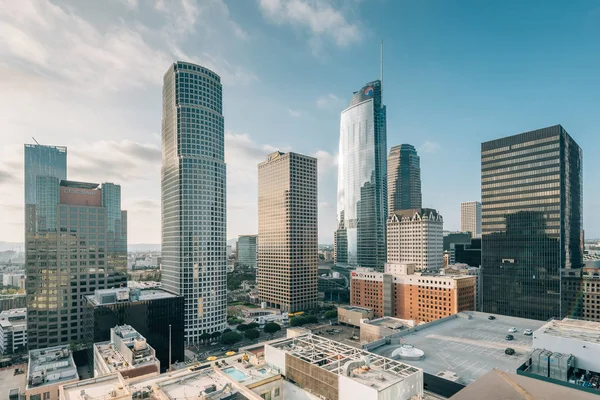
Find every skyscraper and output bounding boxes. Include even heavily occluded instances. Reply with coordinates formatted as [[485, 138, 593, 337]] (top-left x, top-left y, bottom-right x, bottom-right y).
[[460, 201, 482, 238], [161, 62, 227, 342], [481, 125, 583, 321], [257, 151, 318, 312], [25, 178, 127, 350], [335, 80, 387, 270], [237, 235, 258, 269], [387, 144, 422, 213]]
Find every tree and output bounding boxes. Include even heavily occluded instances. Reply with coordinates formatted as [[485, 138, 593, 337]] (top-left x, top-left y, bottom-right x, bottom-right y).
[[246, 322, 259, 330], [211, 331, 221, 340], [221, 331, 243, 345], [324, 310, 338, 319], [223, 328, 232, 334], [263, 322, 281, 338], [244, 328, 260, 340], [199, 332, 211, 344], [236, 323, 249, 331]]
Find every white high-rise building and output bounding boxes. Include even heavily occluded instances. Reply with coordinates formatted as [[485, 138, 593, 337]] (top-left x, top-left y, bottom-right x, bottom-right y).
[[386, 208, 443, 271], [460, 201, 482, 238], [161, 62, 227, 342]]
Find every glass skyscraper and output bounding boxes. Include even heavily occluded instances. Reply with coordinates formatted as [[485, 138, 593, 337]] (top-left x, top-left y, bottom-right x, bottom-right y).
[[387, 144, 422, 213], [24, 144, 67, 206], [161, 61, 227, 343], [335, 80, 387, 270], [237, 235, 258, 269], [481, 125, 583, 321]]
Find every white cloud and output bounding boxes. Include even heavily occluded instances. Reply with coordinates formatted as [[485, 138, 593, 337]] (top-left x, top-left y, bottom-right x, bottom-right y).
[[312, 150, 338, 175], [288, 108, 302, 117], [420, 141, 441, 153], [120, 0, 139, 9], [258, 0, 362, 47], [316, 93, 345, 110]]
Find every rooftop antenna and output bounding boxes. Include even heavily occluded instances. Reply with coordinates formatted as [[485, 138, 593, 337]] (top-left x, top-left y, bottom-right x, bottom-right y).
[[380, 39, 383, 108], [32, 137, 40, 145]]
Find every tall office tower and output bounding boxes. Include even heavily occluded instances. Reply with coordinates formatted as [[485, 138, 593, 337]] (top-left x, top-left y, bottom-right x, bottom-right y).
[[237, 235, 258, 269], [386, 208, 444, 271], [26, 179, 127, 350], [481, 125, 583, 321], [161, 62, 227, 342], [387, 144, 421, 213], [335, 80, 387, 269], [257, 151, 318, 312], [461, 201, 482, 238]]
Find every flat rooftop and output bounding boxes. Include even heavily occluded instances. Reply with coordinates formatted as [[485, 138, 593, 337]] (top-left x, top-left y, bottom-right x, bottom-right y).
[[0, 364, 27, 398], [27, 345, 79, 390], [366, 317, 413, 330], [339, 305, 372, 312], [270, 334, 421, 392], [60, 373, 131, 400], [536, 318, 600, 344], [371, 311, 545, 386], [85, 287, 178, 306]]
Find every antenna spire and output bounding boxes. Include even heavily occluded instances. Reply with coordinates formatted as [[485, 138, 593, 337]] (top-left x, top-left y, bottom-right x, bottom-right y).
[[380, 39, 383, 107]]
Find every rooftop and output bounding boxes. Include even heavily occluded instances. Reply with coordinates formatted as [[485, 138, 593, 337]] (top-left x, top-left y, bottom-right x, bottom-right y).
[[339, 305, 373, 313], [85, 287, 178, 306], [0, 308, 26, 319], [0, 364, 27, 399], [27, 345, 79, 390], [370, 311, 545, 386], [366, 317, 413, 330], [60, 373, 131, 400], [269, 334, 422, 392], [95, 325, 159, 375], [536, 318, 600, 344]]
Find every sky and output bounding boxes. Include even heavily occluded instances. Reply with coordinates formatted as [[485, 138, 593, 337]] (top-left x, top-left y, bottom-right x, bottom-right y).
[[0, 0, 599, 246]]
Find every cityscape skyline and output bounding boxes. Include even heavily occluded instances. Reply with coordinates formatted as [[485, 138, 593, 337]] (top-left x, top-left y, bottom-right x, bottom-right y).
[[1, 1, 600, 245]]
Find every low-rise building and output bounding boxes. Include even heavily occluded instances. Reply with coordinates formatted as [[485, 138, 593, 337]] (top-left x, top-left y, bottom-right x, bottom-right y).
[[338, 305, 374, 327], [93, 325, 160, 379], [350, 264, 476, 322], [582, 266, 600, 322], [0, 308, 27, 355], [59, 373, 131, 400], [26, 345, 79, 400], [359, 317, 414, 343], [266, 334, 423, 400]]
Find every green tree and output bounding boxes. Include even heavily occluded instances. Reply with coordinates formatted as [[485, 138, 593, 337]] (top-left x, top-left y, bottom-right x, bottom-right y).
[[324, 310, 338, 319], [244, 328, 260, 340], [211, 331, 221, 340], [221, 331, 243, 345], [246, 322, 259, 330], [263, 322, 282, 338], [236, 323, 249, 331], [223, 328, 232, 334], [199, 332, 211, 344]]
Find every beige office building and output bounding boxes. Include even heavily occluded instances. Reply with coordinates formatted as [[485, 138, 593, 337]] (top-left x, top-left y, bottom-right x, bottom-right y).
[[257, 151, 318, 312]]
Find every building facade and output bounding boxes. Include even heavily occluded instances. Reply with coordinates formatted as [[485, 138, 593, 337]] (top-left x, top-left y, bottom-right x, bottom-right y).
[[237, 234, 258, 269], [160, 61, 227, 342], [387, 144, 422, 213], [387, 209, 444, 271], [257, 151, 318, 312], [26, 178, 127, 350], [481, 125, 583, 321], [350, 267, 475, 323], [83, 287, 184, 373], [460, 201, 482, 238], [0, 308, 27, 355], [582, 267, 600, 322], [335, 80, 387, 270]]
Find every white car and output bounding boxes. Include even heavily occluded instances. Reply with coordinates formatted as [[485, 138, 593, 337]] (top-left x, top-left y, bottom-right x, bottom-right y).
[[508, 327, 517, 333], [524, 329, 533, 336]]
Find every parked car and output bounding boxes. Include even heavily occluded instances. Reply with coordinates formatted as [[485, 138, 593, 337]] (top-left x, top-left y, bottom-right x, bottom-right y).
[[505, 334, 514, 341], [508, 327, 517, 333], [524, 329, 533, 336], [505, 348, 515, 355], [488, 315, 496, 320]]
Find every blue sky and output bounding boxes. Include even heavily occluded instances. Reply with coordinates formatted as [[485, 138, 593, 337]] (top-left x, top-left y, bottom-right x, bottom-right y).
[[0, 0, 599, 244]]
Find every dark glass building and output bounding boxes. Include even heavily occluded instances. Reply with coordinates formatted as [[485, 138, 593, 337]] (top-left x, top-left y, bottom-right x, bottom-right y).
[[83, 287, 184, 373], [335, 80, 387, 270], [387, 144, 422, 213], [481, 125, 583, 320], [454, 238, 481, 267]]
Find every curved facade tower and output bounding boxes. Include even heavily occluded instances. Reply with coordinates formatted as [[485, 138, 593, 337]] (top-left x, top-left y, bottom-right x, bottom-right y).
[[335, 80, 387, 269], [161, 62, 227, 342], [387, 144, 422, 213]]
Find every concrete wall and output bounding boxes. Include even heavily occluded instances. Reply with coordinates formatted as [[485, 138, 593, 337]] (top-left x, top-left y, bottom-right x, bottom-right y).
[[338, 307, 374, 327], [378, 369, 423, 400], [338, 374, 377, 400], [534, 333, 600, 372], [264, 344, 286, 374]]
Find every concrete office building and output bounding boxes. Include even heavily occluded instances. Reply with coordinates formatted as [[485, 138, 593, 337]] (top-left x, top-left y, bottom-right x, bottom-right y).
[[350, 265, 475, 322], [26, 345, 79, 400], [237, 234, 258, 268], [582, 267, 600, 321], [460, 201, 481, 238], [0, 308, 27, 355], [25, 178, 127, 351], [388, 144, 422, 213], [335, 80, 387, 270], [257, 151, 318, 312], [481, 125, 583, 321], [160, 61, 227, 342], [387, 208, 444, 271], [93, 325, 160, 379]]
